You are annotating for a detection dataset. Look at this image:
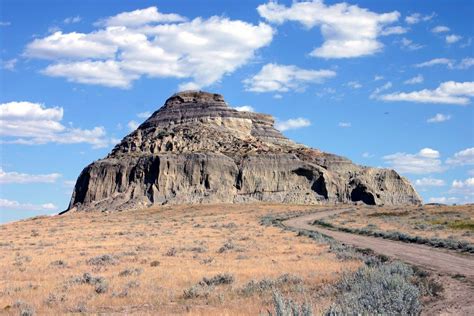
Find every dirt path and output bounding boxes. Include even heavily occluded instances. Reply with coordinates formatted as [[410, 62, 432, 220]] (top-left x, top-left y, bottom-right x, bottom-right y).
[[283, 208, 474, 315]]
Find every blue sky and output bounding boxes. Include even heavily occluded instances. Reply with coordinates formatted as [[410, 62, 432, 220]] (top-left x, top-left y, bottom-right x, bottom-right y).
[[1, 0, 473, 223]]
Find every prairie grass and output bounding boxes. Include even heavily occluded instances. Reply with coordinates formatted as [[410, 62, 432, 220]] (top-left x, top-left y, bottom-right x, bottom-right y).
[[0, 204, 359, 315]]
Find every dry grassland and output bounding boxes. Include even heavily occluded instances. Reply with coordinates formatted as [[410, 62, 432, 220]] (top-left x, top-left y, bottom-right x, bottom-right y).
[[323, 204, 474, 245], [0, 204, 361, 315]]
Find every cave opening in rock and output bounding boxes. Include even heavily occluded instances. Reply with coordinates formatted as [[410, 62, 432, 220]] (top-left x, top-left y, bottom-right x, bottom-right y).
[[351, 186, 376, 205]]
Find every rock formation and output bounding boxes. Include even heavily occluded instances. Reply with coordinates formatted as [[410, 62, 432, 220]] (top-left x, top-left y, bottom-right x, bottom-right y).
[[66, 91, 422, 212]]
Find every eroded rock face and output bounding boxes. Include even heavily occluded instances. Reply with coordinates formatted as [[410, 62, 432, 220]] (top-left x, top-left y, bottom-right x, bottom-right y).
[[67, 91, 422, 212]]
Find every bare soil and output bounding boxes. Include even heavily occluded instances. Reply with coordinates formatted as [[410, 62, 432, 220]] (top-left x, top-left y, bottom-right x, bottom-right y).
[[284, 208, 474, 315]]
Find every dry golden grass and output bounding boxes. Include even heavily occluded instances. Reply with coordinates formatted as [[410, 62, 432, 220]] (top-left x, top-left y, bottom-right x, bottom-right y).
[[325, 204, 474, 244], [0, 204, 360, 315]]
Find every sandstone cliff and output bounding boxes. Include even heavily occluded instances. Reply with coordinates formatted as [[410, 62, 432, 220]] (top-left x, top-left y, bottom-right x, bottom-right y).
[[67, 91, 422, 212]]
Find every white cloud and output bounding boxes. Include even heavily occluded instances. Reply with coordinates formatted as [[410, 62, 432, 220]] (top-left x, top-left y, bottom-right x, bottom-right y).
[[446, 34, 462, 44], [137, 111, 152, 119], [0, 168, 61, 184], [362, 152, 373, 158], [275, 118, 311, 131], [1, 58, 18, 71], [428, 196, 458, 204], [378, 81, 474, 105], [370, 81, 392, 99], [383, 148, 444, 174], [96, 6, 186, 27], [26, 31, 117, 60], [427, 113, 451, 123], [431, 25, 450, 33], [244, 63, 335, 93], [446, 147, 474, 166], [404, 74, 423, 85], [257, 1, 399, 58], [234, 105, 255, 112], [374, 75, 384, 81], [64, 16, 81, 24], [415, 58, 474, 70], [414, 177, 445, 187], [43, 60, 139, 88], [0, 21, 11, 26], [347, 81, 362, 89], [380, 26, 408, 36], [25, 7, 274, 89], [415, 58, 454, 68], [405, 13, 435, 25], [0, 101, 111, 148], [338, 122, 351, 128], [127, 120, 139, 131], [450, 178, 474, 195], [457, 58, 474, 70], [0, 198, 57, 211], [400, 37, 423, 50]]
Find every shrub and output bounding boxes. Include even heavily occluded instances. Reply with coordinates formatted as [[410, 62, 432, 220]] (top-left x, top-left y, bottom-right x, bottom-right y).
[[217, 241, 235, 253], [86, 254, 118, 266], [325, 262, 421, 315], [271, 291, 313, 316], [119, 267, 143, 277], [165, 247, 177, 256], [201, 273, 234, 286], [183, 273, 235, 299]]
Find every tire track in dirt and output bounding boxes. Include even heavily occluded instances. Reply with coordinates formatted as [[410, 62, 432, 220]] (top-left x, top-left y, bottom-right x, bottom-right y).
[[283, 208, 474, 315]]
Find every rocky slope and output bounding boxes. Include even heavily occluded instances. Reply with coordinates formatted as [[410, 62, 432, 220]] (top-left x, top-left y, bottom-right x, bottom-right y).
[[67, 91, 422, 212]]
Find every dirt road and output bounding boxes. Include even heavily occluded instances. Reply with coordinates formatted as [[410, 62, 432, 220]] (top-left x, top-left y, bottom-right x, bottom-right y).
[[283, 208, 474, 315]]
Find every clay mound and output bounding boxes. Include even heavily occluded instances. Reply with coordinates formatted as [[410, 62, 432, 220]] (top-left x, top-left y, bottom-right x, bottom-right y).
[[67, 91, 422, 212]]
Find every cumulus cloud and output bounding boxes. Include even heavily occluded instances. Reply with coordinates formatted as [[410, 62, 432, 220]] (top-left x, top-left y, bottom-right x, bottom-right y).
[[446, 147, 474, 166], [43, 60, 139, 88], [414, 177, 445, 187], [0, 168, 61, 184], [404, 74, 423, 85], [450, 178, 474, 195], [234, 105, 255, 112], [427, 113, 451, 123], [244, 63, 335, 93], [275, 118, 311, 131], [446, 34, 462, 44], [257, 0, 399, 58], [24, 7, 274, 89], [0, 101, 111, 148], [431, 25, 450, 33], [0, 198, 57, 211], [378, 81, 474, 105], [405, 13, 435, 25], [96, 6, 186, 27], [383, 148, 444, 174]]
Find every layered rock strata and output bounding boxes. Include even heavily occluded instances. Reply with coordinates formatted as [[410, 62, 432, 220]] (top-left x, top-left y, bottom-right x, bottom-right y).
[[67, 91, 421, 212]]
